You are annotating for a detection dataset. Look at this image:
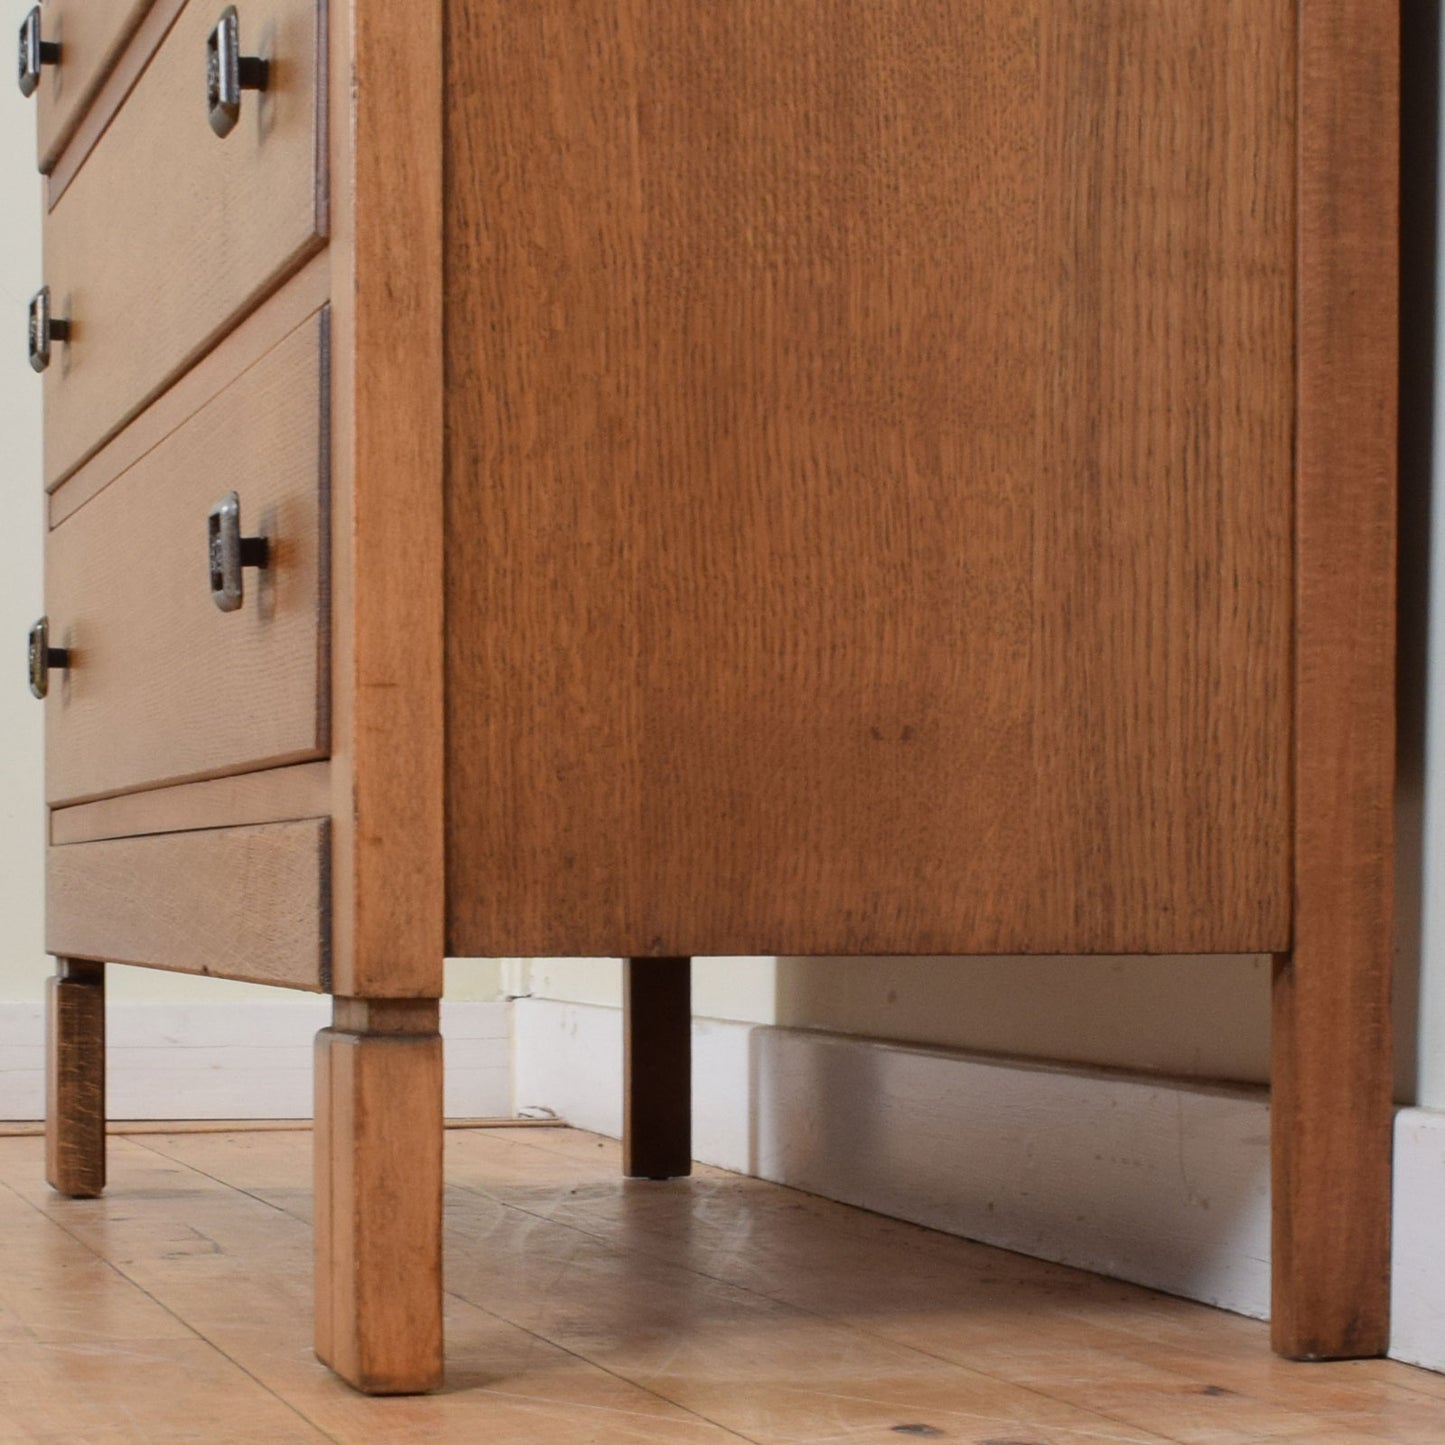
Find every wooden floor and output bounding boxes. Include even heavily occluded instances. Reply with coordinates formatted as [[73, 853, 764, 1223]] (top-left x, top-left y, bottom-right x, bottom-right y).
[[0, 1127, 1441, 1443]]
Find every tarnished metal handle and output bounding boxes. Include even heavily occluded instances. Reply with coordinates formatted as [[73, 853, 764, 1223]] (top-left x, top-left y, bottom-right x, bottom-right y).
[[206, 7, 268, 138], [28, 286, 69, 374], [17, 7, 60, 99], [28, 617, 68, 700], [208, 492, 270, 612]]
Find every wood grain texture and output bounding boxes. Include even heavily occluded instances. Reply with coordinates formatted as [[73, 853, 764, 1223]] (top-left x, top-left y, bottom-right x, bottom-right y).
[[45, 315, 329, 806], [47, 819, 331, 990], [444, 0, 1296, 958], [9, 1128, 1445, 1442], [623, 958, 693, 1180], [324, 0, 445, 996], [50, 762, 332, 846], [314, 1013, 444, 1394], [41, 0, 325, 487], [1272, 0, 1399, 1361], [48, 256, 330, 521], [44, 960, 105, 1198], [33, 0, 154, 175]]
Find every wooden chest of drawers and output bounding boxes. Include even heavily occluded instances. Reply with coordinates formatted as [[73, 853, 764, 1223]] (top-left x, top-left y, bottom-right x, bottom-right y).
[[23, 0, 1398, 1396]]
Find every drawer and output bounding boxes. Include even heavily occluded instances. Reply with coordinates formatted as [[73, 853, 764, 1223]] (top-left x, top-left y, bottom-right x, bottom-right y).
[[41, 0, 325, 486], [47, 818, 331, 989], [27, 0, 154, 172], [45, 312, 329, 806]]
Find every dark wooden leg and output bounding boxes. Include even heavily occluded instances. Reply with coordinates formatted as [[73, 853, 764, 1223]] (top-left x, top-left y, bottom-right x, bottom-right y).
[[46, 959, 106, 1199], [623, 957, 692, 1179], [315, 998, 444, 1394]]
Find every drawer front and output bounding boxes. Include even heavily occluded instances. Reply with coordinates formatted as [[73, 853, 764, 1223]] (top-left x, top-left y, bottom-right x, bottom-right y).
[[31, 0, 154, 171], [42, 0, 325, 486], [45, 313, 329, 806], [47, 819, 331, 989]]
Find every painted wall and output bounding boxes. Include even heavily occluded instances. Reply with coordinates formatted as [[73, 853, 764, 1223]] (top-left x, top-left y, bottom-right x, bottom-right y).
[[0, 11, 48, 1010]]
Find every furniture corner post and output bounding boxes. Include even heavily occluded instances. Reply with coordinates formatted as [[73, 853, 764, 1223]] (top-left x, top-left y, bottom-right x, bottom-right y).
[[1278, 0, 1399, 1362], [45, 959, 106, 1199], [314, 997, 444, 1394], [623, 957, 693, 1180], [1271, 944, 1393, 1359]]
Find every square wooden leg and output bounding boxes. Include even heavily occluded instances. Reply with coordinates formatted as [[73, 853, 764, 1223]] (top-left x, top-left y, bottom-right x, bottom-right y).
[[1271, 945, 1393, 1359], [46, 960, 106, 1199], [314, 998, 444, 1394], [623, 957, 692, 1180]]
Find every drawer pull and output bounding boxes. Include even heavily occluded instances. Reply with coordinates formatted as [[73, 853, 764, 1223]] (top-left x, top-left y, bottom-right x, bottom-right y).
[[28, 617, 69, 700], [207, 6, 269, 139], [16, 7, 59, 99], [208, 492, 271, 613], [28, 286, 69, 374]]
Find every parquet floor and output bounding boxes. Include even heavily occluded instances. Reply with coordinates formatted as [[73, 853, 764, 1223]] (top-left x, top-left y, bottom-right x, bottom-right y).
[[0, 1125, 1441, 1443]]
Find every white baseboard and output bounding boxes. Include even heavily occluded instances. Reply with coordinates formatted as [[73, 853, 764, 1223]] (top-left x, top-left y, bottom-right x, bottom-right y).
[[1391, 1108, 1445, 1373], [513, 997, 1273, 1318], [0, 999, 512, 1121]]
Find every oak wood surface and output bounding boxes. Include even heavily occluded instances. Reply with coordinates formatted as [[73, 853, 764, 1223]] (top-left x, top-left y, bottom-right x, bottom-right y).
[[323, 0, 445, 997], [50, 762, 332, 846], [42, 0, 325, 487], [44, 960, 105, 1198], [33, 0, 154, 174], [48, 256, 330, 521], [623, 958, 693, 1181], [47, 819, 331, 990], [444, 0, 1296, 958], [314, 1010, 444, 1394], [45, 315, 329, 806], [1272, 0, 1399, 1361]]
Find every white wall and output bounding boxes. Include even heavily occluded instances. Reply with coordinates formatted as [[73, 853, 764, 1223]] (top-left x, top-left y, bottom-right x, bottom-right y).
[[0, 2, 47, 1009], [526, 954, 1276, 1087]]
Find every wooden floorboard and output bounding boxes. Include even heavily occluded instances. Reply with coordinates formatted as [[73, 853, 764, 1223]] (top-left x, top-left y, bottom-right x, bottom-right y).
[[0, 1126, 1439, 1443]]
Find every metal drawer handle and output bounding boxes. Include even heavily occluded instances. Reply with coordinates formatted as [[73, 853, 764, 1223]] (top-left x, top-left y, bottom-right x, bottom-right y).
[[206, 6, 269, 139], [28, 617, 68, 700], [208, 492, 270, 612], [17, 7, 60, 99], [28, 286, 69, 374]]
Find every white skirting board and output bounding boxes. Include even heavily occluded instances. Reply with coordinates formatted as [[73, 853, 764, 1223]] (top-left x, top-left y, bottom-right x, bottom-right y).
[[513, 997, 1274, 1319], [1391, 1108, 1445, 1373], [0, 999, 512, 1121], [514, 998, 1445, 1372]]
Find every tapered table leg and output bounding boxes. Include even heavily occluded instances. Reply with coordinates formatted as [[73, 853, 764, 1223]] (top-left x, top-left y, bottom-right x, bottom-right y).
[[315, 998, 444, 1394], [623, 957, 692, 1180], [46, 959, 106, 1199]]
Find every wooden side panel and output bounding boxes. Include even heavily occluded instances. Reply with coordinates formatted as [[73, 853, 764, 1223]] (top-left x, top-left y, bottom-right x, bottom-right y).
[[45, 961, 105, 1199], [314, 1010, 444, 1394], [1272, 0, 1398, 1361], [444, 0, 1295, 957], [47, 819, 331, 990], [324, 0, 445, 996], [45, 315, 329, 807], [33, 0, 153, 172], [42, 0, 325, 486]]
